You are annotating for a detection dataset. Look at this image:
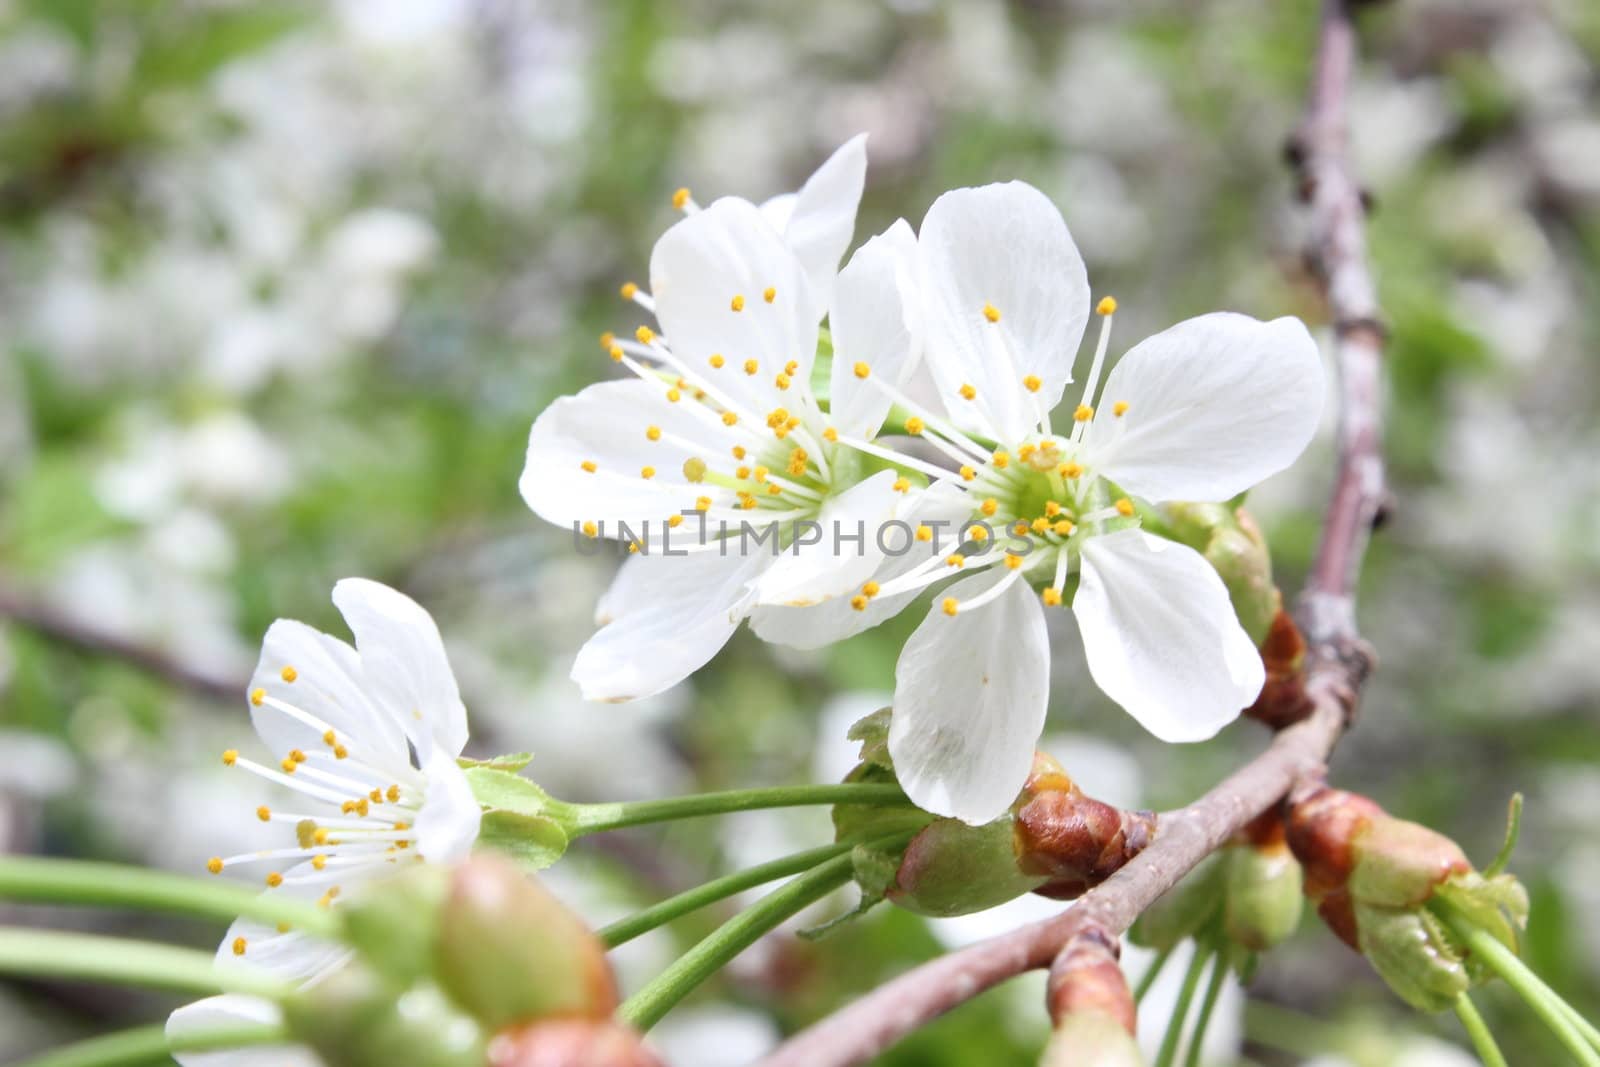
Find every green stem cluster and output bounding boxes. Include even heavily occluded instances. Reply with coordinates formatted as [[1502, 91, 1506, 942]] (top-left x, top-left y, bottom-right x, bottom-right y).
[[565, 781, 911, 836], [17, 1022, 287, 1067], [1148, 928, 1239, 1067]]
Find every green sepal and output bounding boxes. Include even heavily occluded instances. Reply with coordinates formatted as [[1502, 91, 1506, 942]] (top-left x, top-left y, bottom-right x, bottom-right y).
[[458, 752, 534, 773], [340, 865, 450, 986], [284, 967, 485, 1067], [1354, 903, 1470, 1013], [477, 810, 570, 872], [1433, 870, 1528, 982]]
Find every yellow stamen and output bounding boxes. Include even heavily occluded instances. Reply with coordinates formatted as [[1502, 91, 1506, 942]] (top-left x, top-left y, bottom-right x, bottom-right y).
[[634, 325, 654, 344], [695, 496, 712, 511], [862, 581, 881, 597], [581, 459, 597, 473], [744, 359, 759, 375], [731, 294, 745, 312], [1115, 498, 1135, 517], [312, 855, 327, 871], [1023, 375, 1042, 393], [1074, 404, 1094, 422], [668, 514, 684, 528], [942, 597, 960, 616], [672, 187, 691, 210], [1053, 520, 1075, 536], [249, 689, 265, 707], [960, 465, 976, 481], [904, 416, 925, 435], [982, 303, 1000, 323], [609, 345, 624, 362], [959, 383, 977, 400], [823, 427, 838, 442], [992, 451, 1010, 469], [853, 361, 871, 379], [207, 857, 223, 874], [666, 389, 681, 402], [915, 525, 933, 542], [775, 373, 791, 390], [620, 282, 639, 301], [221, 749, 238, 766], [232, 937, 248, 956], [732, 446, 747, 459], [256, 806, 271, 822], [1004, 553, 1024, 570], [980, 498, 998, 516], [280, 665, 297, 683], [599, 331, 614, 350], [640, 466, 656, 480], [1096, 296, 1118, 316], [709, 353, 725, 369], [946, 554, 965, 568], [1031, 517, 1050, 535], [1045, 501, 1061, 517], [763, 287, 776, 303], [645, 425, 661, 442], [969, 526, 989, 542], [1059, 462, 1084, 479], [892, 477, 911, 493], [1113, 400, 1130, 417], [266, 872, 283, 888], [850, 595, 869, 611], [1042, 588, 1062, 606], [581, 521, 598, 537]]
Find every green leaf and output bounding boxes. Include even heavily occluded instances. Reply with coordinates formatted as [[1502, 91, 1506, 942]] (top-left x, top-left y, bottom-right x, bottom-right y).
[[463, 766, 552, 816], [476, 811, 569, 872], [458, 752, 534, 773]]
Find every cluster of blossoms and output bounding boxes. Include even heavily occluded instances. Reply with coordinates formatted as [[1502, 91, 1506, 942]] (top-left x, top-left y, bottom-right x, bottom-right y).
[[522, 136, 1324, 824]]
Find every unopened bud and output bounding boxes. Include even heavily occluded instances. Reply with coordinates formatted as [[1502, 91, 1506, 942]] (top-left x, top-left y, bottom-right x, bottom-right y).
[[285, 965, 485, 1067], [341, 863, 450, 986], [436, 854, 617, 1029], [487, 1020, 663, 1067], [1222, 812, 1303, 952], [1040, 930, 1140, 1067], [1161, 502, 1280, 643], [1130, 854, 1223, 951], [1016, 785, 1156, 901], [1245, 609, 1313, 728], [1039, 1012, 1144, 1067]]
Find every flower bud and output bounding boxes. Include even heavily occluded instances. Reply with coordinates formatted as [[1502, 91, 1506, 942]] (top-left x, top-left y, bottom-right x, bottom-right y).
[[435, 854, 618, 1029], [1016, 785, 1156, 901], [1244, 609, 1313, 729], [341, 863, 451, 986], [487, 1020, 664, 1067], [284, 965, 485, 1067], [1222, 812, 1303, 952], [1161, 502, 1280, 644], [1039, 1012, 1144, 1067], [1129, 854, 1223, 951], [1040, 931, 1141, 1067]]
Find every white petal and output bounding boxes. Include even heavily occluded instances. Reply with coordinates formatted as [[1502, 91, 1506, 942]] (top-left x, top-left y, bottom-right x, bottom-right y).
[[888, 567, 1051, 824], [749, 481, 970, 649], [572, 548, 769, 702], [332, 579, 467, 758], [415, 747, 482, 863], [759, 192, 798, 233], [920, 182, 1090, 442], [214, 867, 360, 987], [1084, 313, 1325, 502], [779, 133, 868, 311], [828, 219, 924, 439], [749, 470, 903, 608], [1073, 530, 1264, 743], [167, 995, 322, 1067], [521, 379, 744, 543], [650, 197, 819, 419], [248, 620, 408, 769]]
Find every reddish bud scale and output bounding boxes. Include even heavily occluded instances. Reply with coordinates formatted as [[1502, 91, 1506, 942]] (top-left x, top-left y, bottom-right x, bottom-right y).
[[1046, 929, 1136, 1035], [1245, 609, 1314, 728], [1015, 786, 1156, 900], [488, 1020, 663, 1067]]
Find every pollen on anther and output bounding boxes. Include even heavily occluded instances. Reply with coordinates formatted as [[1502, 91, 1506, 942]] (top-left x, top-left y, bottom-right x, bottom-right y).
[[959, 383, 977, 400], [982, 303, 1001, 323], [775, 373, 791, 390], [280, 758, 297, 773], [266, 872, 283, 888], [1023, 375, 1042, 393], [668, 514, 684, 528], [1042, 588, 1063, 607], [249, 688, 265, 706], [862, 581, 881, 598], [1004, 553, 1024, 570], [387, 784, 401, 802], [904, 416, 925, 435], [580, 460, 597, 475], [1053, 520, 1075, 536], [312, 855, 328, 871], [695, 496, 712, 512], [207, 857, 223, 874], [731, 446, 746, 460], [1013, 521, 1030, 537], [641, 466, 656, 480], [763, 287, 776, 303], [333, 744, 348, 759], [731, 294, 746, 312], [646, 425, 662, 441], [946, 554, 965, 568], [915, 525, 933, 542], [620, 282, 639, 301], [609, 345, 624, 362], [1113, 401, 1130, 417], [1059, 462, 1084, 479], [1115, 498, 1135, 517], [709, 354, 725, 369], [744, 359, 759, 375], [280, 665, 298, 683], [1074, 404, 1094, 422], [672, 187, 691, 210], [221, 749, 238, 766], [581, 521, 599, 538], [785, 360, 799, 375], [981, 498, 998, 516], [232, 937, 248, 956], [892, 477, 911, 493], [1018, 443, 1036, 460], [1031, 517, 1050, 534], [1096, 296, 1118, 316], [599, 331, 615, 350], [942, 597, 960, 616], [850, 595, 868, 612], [666, 389, 681, 403], [1045, 501, 1062, 517], [257, 806, 271, 822], [960, 465, 976, 481], [969, 526, 990, 542], [635, 325, 655, 344], [853, 361, 871, 379], [823, 427, 838, 442], [992, 451, 1010, 469]]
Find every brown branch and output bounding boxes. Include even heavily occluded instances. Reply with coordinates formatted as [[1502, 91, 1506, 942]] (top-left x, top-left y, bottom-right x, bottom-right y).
[[0, 582, 239, 702], [754, 2, 1388, 1063]]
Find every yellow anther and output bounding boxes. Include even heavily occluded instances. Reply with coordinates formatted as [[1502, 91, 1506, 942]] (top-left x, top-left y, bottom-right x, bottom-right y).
[[741, 498, 758, 510], [720, 411, 738, 427], [1031, 517, 1050, 534], [753, 465, 769, 482], [355, 798, 370, 817], [775, 374, 791, 390], [785, 360, 799, 375], [850, 595, 869, 611], [280, 665, 298, 683], [232, 937, 248, 956], [1115, 498, 1135, 517], [640, 466, 656, 480], [609, 345, 624, 362], [1023, 375, 1042, 393], [581, 521, 598, 538], [853, 361, 870, 379], [1018, 443, 1036, 460], [915, 525, 933, 542], [312, 855, 327, 871], [1053, 520, 1075, 536], [387, 784, 401, 802], [981, 498, 999, 516], [222, 749, 238, 766], [333, 744, 348, 759], [904, 416, 925, 435], [946, 554, 966, 568], [766, 484, 781, 496], [763, 287, 776, 303], [784, 416, 800, 431], [969, 526, 989, 542], [709, 353, 725, 369], [393, 821, 409, 831], [1113, 400, 1130, 417], [1074, 404, 1094, 422], [322, 729, 337, 746], [369, 789, 382, 804], [1096, 296, 1118, 316], [281, 757, 297, 773], [862, 581, 881, 598], [1059, 462, 1084, 479], [960, 465, 976, 481], [257, 805, 271, 821], [672, 187, 691, 210], [731, 445, 747, 459], [1044, 501, 1062, 517], [731, 294, 745, 312], [580, 459, 597, 473], [1042, 588, 1062, 607], [646, 425, 661, 441], [684, 457, 707, 482], [668, 514, 685, 529], [942, 597, 960, 616], [666, 389, 681, 403], [249, 688, 265, 706], [207, 857, 223, 874], [992, 451, 1010, 469], [599, 331, 615, 350], [620, 282, 639, 301], [631, 326, 651, 345], [1014, 521, 1030, 536], [744, 359, 759, 375], [313, 827, 331, 845], [823, 427, 838, 442], [959, 383, 977, 400], [892, 477, 911, 493], [787, 448, 808, 476], [982, 303, 1001, 323], [695, 496, 711, 511], [1004, 553, 1024, 570], [266, 872, 283, 888]]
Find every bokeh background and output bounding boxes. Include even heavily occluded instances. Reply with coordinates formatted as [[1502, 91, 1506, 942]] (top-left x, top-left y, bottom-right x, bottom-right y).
[[1, 0, 1597, 1064]]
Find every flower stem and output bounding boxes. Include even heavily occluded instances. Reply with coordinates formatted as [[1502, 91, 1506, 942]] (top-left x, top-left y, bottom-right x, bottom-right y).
[[0, 856, 339, 940], [600, 839, 857, 948], [1454, 994, 1509, 1067], [1152, 942, 1211, 1067], [0, 927, 285, 999], [1182, 949, 1231, 1067], [1134, 943, 1176, 1005], [615, 849, 861, 1031], [1430, 900, 1600, 1067], [13, 1021, 288, 1067], [567, 783, 912, 837]]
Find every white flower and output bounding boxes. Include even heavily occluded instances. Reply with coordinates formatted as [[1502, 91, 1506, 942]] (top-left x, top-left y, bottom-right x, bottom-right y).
[[166, 578, 482, 1066], [522, 137, 929, 702], [813, 181, 1324, 823]]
